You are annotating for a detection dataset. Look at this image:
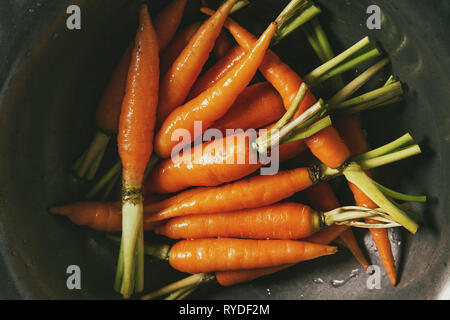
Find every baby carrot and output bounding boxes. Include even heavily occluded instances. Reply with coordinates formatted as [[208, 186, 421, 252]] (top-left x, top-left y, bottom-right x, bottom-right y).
[[188, 45, 246, 100], [169, 238, 337, 273], [336, 116, 397, 285], [155, 202, 395, 240], [156, 0, 238, 127], [155, 22, 277, 158], [49, 200, 161, 232], [73, 1, 188, 180], [203, 8, 351, 169], [211, 82, 286, 135], [117, 4, 159, 298], [153, 0, 187, 53], [159, 22, 202, 77]]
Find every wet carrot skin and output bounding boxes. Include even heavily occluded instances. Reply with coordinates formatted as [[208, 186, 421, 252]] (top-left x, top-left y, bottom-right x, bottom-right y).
[[148, 132, 261, 194], [211, 82, 285, 135], [155, 202, 318, 240], [118, 6, 160, 185], [146, 166, 313, 222], [156, 0, 239, 127], [188, 45, 246, 100], [169, 238, 337, 273], [160, 22, 202, 77], [155, 22, 277, 159]]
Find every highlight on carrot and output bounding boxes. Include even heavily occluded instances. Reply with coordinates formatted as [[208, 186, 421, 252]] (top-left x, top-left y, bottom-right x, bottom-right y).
[[154, 202, 401, 240], [115, 4, 160, 298]]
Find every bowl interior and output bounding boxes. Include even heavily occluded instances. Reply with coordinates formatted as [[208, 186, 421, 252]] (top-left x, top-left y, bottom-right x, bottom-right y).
[[0, 0, 449, 299]]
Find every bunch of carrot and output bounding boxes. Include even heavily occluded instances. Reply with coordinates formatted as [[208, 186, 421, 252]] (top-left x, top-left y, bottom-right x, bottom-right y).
[[51, 0, 427, 299]]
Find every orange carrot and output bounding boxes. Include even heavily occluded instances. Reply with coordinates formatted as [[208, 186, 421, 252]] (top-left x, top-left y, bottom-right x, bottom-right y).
[[74, 2, 189, 180], [160, 22, 202, 77], [203, 9, 351, 169], [116, 4, 160, 297], [150, 132, 261, 193], [146, 167, 313, 222], [188, 45, 246, 99], [169, 238, 337, 273], [211, 82, 285, 134], [156, 0, 238, 127], [155, 22, 277, 158], [339, 228, 370, 270], [214, 30, 234, 59], [336, 115, 397, 285], [155, 203, 320, 239], [153, 0, 188, 53], [49, 201, 161, 232]]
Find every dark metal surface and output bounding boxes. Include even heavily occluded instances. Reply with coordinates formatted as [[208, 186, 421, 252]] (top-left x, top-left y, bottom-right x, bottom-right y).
[[0, 0, 448, 299]]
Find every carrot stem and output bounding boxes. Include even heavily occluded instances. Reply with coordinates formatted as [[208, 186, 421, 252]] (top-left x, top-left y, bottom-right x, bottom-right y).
[[352, 133, 414, 161], [323, 206, 402, 227], [357, 144, 421, 170], [141, 273, 214, 300], [339, 94, 403, 115], [165, 285, 197, 300], [328, 58, 390, 106], [333, 81, 403, 110], [281, 115, 331, 144], [255, 98, 324, 153], [86, 161, 122, 200], [73, 130, 110, 180], [304, 36, 371, 84], [273, 4, 322, 45], [230, 0, 250, 14], [107, 235, 170, 261], [176, 286, 197, 300], [312, 47, 381, 86], [101, 171, 121, 201], [342, 162, 419, 233], [375, 182, 427, 202]]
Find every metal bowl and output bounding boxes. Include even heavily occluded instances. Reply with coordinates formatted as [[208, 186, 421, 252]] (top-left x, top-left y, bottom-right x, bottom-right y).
[[0, 0, 448, 299]]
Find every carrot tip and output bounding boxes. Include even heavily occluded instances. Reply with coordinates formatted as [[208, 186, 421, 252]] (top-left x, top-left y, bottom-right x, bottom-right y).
[[327, 246, 338, 255]]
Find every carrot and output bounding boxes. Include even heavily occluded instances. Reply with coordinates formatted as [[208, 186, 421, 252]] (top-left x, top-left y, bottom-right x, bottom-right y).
[[145, 138, 421, 223], [202, 8, 351, 169], [188, 45, 246, 100], [211, 82, 285, 135], [169, 238, 337, 273], [155, 202, 392, 240], [339, 228, 370, 270], [305, 182, 370, 269], [49, 200, 161, 232], [116, 4, 160, 298], [147, 167, 312, 221], [153, 0, 188, 53], [160, 22, 202, 77], [73, 1, 187, 180], [156, 0, 238, 127], [155, 22, 277, 158], [214, 30, 234, 59], [150, 131, 262, 193], [336, 116, 397, 285]]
